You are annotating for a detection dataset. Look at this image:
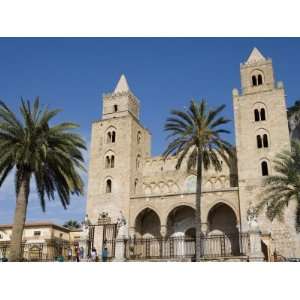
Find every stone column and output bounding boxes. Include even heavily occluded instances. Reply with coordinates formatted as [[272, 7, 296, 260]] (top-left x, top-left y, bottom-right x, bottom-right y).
[[160, 225, 167, 238], [201, 223, 208, 235], [114, 238, 127, 262], [113, 220, 129, 262], [246, 203, 264, 261], [248, 228, 264, 261], [129, 227, 136, 239]]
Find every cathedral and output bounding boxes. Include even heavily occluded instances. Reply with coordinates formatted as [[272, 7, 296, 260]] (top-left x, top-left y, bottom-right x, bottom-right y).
[[86, 48, 300, 260]]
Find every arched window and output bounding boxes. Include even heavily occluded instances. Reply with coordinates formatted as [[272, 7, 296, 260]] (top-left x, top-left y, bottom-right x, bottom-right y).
[[111, 155, 115, 168], [136, 154, 141, 169], [137, 131, 141, 144], [114, 105, 118, 112], [105, 154, 115, 168], [106, 179, 112, 193], [254, 109, 260, 122], [260, 108, 266, 121], [252, 75, 257, 86], [111, 131, 116, 143], [257, 135, 262, 148], [261, 161, 269, 176], [105, 156, 110, 168], [134, 178, 138, 194], [263, 134, 268, 148], [257, 74, 263, 85]]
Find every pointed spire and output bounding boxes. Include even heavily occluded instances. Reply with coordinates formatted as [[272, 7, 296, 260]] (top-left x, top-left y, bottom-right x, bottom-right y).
[[246, 47, 266, 64], [114, 74, 130, 93]]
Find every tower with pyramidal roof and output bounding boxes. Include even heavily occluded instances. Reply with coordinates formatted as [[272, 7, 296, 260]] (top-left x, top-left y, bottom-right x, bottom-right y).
[[233, 48, 299, 256], [86, 74, 151, 224]]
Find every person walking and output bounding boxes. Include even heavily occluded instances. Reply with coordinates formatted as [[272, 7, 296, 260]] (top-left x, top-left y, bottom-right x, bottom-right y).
[[67, 247, 72, 261], [102, 246, 108, 262], [91, 248, 97, 262], [75, 245, 80, 262], [79, 246, 84, 260]]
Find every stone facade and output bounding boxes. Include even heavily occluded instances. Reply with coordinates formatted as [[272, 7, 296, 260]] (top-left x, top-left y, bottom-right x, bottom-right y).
[[86, 48, 300, 258]]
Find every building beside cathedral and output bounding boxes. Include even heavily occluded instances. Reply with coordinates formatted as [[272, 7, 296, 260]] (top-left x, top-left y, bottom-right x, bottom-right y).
[[86, 47, 300, 261]]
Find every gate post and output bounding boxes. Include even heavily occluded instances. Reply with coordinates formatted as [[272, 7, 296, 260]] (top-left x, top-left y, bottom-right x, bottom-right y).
[[247, 203, 264, 262], [114, 238, 127, 262], [113, 214, 129, 262], [248, 228, 264, 261]]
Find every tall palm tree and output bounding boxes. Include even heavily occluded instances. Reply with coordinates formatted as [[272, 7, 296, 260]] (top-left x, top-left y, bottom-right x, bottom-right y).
[[63, 220, 82, 230], [0, 98, 86, 261], [257, 140, 300, 229], [163, 100, 232, 261]]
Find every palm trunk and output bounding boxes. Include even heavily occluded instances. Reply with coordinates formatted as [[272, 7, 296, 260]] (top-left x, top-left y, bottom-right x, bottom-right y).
[[195, 151, 202, 262], [9, 172, 30, 262]]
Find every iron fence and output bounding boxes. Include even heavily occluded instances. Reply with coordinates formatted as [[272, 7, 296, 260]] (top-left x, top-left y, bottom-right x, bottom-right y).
[[124, 233, 250, 260]]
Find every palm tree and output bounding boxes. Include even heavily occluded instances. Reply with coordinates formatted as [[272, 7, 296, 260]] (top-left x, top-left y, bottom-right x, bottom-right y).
[[0, 98, 86, 261], [63, 220, 82, 230], [163, 99, 232, 261], [257, 140, 300, 229]]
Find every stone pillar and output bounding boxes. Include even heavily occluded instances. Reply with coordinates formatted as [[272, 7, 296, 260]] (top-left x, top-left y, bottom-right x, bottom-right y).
[[113, 221, 129, 262], [247, 203, 264, 261], [160, 225, 167, 238], [114, 238, 127, 262], [129, 227, 135, 239], [248, 228, 264, 262], [201, 223, 208, 235]]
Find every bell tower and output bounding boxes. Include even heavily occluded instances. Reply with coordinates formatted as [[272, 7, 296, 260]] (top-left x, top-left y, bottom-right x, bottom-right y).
[[86, 74, 151, 225], [102, 74, 140, 120], [233, 48, 294, 251]]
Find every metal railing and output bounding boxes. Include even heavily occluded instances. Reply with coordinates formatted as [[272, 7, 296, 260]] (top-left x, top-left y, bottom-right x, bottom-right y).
[[124, 233, 249, 261]]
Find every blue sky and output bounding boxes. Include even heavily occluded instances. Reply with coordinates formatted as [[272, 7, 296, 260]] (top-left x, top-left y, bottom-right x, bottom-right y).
[[0, 38, 300, 225]]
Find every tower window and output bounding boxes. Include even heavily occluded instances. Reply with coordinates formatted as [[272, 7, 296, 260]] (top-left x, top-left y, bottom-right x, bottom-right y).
[[105, 155, 115, 168], [257, 135, 262, 148], [137, 131, 141, 144], [106, 179, 112, 193], [257, 74, 263, 85], [105, 156, 110, 168], [112, 131, 116, 143], [263, 134, 268, 148], [136, 154, 141, 169], [106, 130, 116, 144], [260, 108, 266, 121], [254, 109, 260, 122], [134, 178, 138, 194], [111, 155, 115, 168], [261, 161, 269, 176], [252, 75, 257, 86], [114, 105, 118, 112]]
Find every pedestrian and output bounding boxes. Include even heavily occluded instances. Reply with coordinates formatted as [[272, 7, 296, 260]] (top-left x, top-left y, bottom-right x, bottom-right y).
[[79, 246, 84, 259], [102, 246, 108, 262], [75, 245, 80, 262], [67, 247, 72, 261], [91, 247, 97, 262]]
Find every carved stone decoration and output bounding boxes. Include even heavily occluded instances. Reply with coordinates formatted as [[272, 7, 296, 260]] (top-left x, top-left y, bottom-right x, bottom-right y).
[[247, 201, 259, 230], [116, 211, 129, 239], [97, 211, 111, 225]]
